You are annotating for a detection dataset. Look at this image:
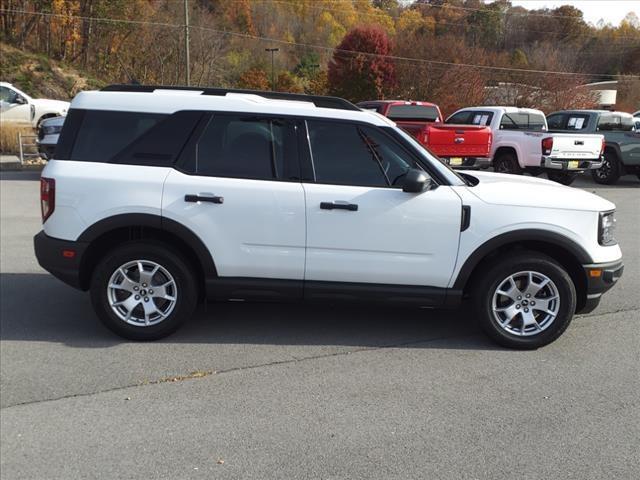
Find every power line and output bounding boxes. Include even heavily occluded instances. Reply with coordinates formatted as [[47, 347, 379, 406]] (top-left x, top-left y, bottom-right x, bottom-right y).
[[1, 7, 637, 79]]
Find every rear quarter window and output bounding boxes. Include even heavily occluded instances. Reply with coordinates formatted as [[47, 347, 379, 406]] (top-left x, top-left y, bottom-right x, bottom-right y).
[[60, 110, 166, 162]]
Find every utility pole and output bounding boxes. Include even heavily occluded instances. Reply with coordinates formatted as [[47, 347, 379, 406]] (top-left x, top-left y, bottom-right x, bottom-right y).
[[184, 0, 190, 86], [265, 48, 279, 91]]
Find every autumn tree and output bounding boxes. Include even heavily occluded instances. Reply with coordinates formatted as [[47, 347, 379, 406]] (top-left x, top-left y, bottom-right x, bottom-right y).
[[237, 67, 270, 90], [328, 26, 396, 102]]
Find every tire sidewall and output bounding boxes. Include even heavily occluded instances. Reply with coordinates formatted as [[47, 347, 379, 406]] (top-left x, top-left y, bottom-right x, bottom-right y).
[[90, 242, 198, 341], [476, 255, 576, 349], [494, 152, 521, 175], [592, 152, 619, 185]]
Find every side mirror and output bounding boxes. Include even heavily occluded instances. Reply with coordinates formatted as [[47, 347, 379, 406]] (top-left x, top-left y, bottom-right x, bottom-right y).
[[14, 96, 27, 105], [402, 168, 432, 193]]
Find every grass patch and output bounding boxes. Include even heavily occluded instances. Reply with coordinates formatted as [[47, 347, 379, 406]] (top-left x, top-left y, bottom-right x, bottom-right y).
[[0, 123, 36, 155]]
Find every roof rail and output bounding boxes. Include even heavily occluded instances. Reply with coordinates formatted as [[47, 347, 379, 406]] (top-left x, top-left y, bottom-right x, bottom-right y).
[[100, 84, 360, 111]]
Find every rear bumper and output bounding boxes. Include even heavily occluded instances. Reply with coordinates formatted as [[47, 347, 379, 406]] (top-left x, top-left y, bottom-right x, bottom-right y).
[[442, 157, 491, 170], [578, 259, 624, 314], [542, 156, 604, 171], [34, 231, 88, 290]]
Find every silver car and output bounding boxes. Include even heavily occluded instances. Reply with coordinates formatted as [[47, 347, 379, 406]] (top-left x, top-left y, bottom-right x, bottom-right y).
[[37, 115, 65, 160]]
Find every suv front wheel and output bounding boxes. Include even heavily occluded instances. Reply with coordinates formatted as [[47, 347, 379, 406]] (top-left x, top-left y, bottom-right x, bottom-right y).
[[473, 252, 576, 349], [90, 242, 198, 340]]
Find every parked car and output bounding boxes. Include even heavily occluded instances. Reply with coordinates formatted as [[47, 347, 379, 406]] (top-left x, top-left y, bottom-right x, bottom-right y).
[[34, 85, 623, 349], [0, 82, 69, 128], [447, 107, 605, 185], [633, 112, 640, 132], [357, 100, 493, 169], [547, 110, 640, 184], [36, 115, 65, 160]]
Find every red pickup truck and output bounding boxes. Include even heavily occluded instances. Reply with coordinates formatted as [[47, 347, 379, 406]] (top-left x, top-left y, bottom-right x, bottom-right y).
[[357, 100, 492, 169]]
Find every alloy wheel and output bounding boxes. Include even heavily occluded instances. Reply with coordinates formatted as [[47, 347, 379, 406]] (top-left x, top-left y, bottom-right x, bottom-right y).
[[491, 270, 560, 336], [107, 260, 178, 327]]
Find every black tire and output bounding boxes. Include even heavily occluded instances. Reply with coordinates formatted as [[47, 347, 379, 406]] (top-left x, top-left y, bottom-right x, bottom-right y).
[[473, 252, 576, 349], [90, 242, 198, 340], [592, 150, 620, 185], [493, 152, 522, 175], [546, 171, 578, 186]]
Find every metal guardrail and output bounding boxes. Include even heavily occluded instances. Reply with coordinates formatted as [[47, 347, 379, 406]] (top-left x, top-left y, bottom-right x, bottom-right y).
[[18, 133, 39, 165]]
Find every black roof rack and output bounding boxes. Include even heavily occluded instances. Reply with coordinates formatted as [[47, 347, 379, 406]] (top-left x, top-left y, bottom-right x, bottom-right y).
[[100, 84, 360, 111]]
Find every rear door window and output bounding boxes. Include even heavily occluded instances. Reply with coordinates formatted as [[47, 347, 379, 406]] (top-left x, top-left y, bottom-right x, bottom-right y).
[[597, 114, 634, 131], [183, 114, 298, 181]]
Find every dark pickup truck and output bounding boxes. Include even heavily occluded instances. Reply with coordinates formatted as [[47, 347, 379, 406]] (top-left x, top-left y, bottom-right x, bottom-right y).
[[547, 110, 640, 184]]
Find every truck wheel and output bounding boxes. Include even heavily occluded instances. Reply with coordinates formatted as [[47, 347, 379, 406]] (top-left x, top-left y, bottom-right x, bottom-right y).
[[90, 242, 198, 341], [473, 252, 576, 349], [547, 171, 578, 186], [592, 151, 620, 185], [493, 152, 522, 175]]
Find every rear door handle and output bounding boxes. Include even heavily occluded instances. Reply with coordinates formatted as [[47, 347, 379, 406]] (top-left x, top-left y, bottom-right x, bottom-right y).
[[320, 201, 358, 211], [184, 194, 224, 204]]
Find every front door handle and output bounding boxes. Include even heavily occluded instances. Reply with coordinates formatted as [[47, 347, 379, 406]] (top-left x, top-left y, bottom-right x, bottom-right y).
[[320, 201, 358, 211], [184, 194, 224, 204]]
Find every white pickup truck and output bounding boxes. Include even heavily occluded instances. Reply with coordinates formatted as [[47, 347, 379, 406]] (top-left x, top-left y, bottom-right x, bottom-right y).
[[446, 106, 605, 185], [0, 82, 69, 128]]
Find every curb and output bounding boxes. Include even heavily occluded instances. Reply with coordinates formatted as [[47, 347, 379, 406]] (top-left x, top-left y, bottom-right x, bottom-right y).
[[0, 162, 45, 172]]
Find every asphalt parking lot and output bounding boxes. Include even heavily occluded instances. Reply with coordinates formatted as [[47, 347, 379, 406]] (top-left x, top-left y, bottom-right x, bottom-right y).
[[1, 171, 639, 479]]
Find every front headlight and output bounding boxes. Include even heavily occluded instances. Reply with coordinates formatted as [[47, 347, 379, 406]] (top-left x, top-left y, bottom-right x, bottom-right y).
[[599, 210, 617, 246]]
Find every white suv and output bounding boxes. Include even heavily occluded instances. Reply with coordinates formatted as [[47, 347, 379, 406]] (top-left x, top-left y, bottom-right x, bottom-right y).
[[34, 85, 623, 348]]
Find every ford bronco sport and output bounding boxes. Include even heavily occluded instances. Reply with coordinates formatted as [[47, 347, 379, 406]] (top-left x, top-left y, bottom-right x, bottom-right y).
[[34, 85, 623, 348]]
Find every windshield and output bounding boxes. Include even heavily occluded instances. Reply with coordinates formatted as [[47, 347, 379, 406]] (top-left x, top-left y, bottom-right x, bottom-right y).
[[387, 104, 440, 122], [391, 126, 466, 186]]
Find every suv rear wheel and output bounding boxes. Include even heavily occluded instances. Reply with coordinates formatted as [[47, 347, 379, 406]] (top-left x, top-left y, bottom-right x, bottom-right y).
[[90, 242, 198, 340], [473, 252, 576, 349]]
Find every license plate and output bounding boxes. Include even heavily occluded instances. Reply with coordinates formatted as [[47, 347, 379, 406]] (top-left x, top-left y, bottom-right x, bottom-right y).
[[568, 161, 579, 169], [449, 157, 463, 166]]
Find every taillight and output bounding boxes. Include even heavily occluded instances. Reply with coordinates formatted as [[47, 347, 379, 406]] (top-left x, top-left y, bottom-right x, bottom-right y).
[[600, 138, 605, 156], [40, 177, 55, 223], [542, 137, 554, 155], [421, 131, 429, 145]]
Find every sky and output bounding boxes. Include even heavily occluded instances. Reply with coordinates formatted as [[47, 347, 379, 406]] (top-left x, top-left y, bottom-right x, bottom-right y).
[[509, 1, 639, 26]]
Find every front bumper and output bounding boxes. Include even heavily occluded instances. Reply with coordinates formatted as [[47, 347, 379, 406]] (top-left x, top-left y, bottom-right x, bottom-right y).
[[34, 231, 89, 290], [578, 260, 624, 314], [542, 156, 604, 171], [442, 157, 491, 170]]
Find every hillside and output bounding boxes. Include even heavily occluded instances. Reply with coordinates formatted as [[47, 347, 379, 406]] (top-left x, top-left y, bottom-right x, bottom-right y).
[[0, 42, 104, 101]]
